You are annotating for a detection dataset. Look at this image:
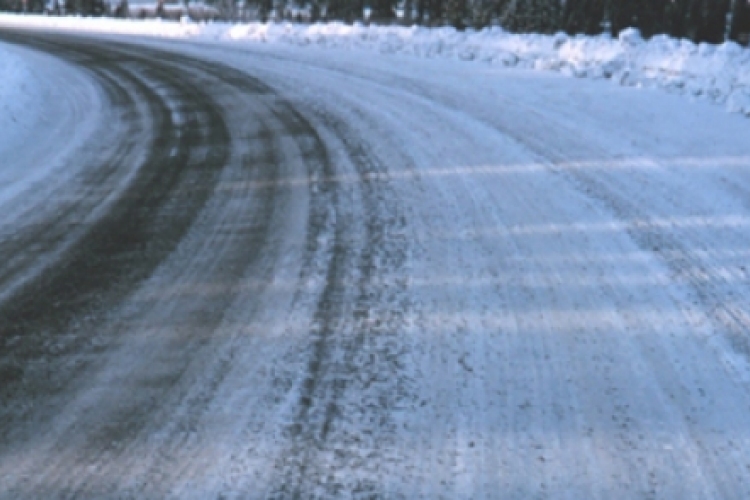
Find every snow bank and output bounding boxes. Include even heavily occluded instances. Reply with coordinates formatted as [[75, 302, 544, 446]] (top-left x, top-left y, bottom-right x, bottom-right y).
[[2, 13, 750, 116], [0, 12, 201, 37], [215, 23, 750, 115]]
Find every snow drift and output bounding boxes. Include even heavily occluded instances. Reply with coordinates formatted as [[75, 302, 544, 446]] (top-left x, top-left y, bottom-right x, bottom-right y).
[[1, 13, 749, 117]]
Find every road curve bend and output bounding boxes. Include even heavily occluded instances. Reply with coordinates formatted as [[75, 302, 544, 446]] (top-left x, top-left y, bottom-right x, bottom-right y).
[[2, 31, 750, 499]]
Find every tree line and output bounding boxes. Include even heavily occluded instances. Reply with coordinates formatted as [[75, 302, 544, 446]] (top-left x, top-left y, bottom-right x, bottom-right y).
[[2, 0, 749, 46], [0, 0, 106, 15], [251, 0, 750, 45]]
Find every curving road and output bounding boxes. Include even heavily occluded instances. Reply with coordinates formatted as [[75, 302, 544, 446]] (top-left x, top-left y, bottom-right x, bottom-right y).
[[2, 30, 750, 499]]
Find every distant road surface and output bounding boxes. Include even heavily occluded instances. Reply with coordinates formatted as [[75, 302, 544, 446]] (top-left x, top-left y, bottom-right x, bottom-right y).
[[2, 30, 750, 499]]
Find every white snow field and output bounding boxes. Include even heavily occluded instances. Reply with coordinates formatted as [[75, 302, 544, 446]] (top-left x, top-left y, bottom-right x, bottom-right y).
[[1, 13, 750, 117], [2, 22, 750, 499]]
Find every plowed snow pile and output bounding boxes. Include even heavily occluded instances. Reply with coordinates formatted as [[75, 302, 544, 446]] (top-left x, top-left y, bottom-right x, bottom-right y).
[[1, 14, 750, 116]]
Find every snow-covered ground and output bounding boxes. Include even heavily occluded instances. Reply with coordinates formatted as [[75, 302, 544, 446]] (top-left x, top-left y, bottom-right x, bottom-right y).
[[0, 41, 33, 154], [0, 38, 118, 306], [3, 22, 750, 499], [1, 13, 750, 117]]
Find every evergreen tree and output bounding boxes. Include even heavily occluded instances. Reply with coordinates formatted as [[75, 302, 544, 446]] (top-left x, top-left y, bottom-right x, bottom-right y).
[[608, 0, 633, 35], [686, 0, 730, 43], [403, 0, 414, 22], [310, 1, 321, 21], [426, 0, 443, 25], [258, 0, 272, 20], [703, 0, 731, 42], [501, 0, 560, 34], [663, 0, 690, 38], [562, 0, 605, 35], [114, 0, 129, 17], [609, 0, 665, 38], [326, 0, 356, 21], [729, 0, 750, 44], [356, 0, 365, 20], [443, 0, 467, 27], [371, 0, 396, 21], [415, 0, 426, 23], [472, 0, 510, 27], [686, 0, 704, 40]]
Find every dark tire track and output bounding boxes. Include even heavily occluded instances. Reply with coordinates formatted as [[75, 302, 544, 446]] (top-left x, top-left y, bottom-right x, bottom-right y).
[[0, 34, 228, 332], [0, 34, 251, 444], [0, 31, 396, 500], [269, 95, 413, 500], [0, 32, 417, 499]]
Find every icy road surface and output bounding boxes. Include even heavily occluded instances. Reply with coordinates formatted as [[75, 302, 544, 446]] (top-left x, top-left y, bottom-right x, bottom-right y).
[[2, 31, 750, 499]]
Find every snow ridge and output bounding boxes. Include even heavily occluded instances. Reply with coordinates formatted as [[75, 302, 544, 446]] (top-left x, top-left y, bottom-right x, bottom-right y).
[[1, 14, 750, 116], [225, 23, 750, 116]]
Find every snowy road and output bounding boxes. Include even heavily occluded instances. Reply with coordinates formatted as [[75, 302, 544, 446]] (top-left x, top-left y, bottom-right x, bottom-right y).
[[2, 30, 750, 499]]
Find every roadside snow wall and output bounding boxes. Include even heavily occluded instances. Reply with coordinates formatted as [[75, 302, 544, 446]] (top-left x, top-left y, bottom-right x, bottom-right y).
[[221, 23, 750, 116], [2, 14, 750, 116]]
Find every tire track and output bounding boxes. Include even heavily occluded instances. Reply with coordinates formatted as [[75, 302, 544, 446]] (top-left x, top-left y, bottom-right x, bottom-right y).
[[269, 99, 414, 499], [0, 33, 231, 438], [1, 33, 393, 499]]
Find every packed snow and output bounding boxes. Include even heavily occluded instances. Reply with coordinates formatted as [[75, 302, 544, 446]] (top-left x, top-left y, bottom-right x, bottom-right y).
[[3, 20, 750, 499], [1, 13, 750, 117], [0, 42, 31, 148], [0, 39, 106, 255]]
